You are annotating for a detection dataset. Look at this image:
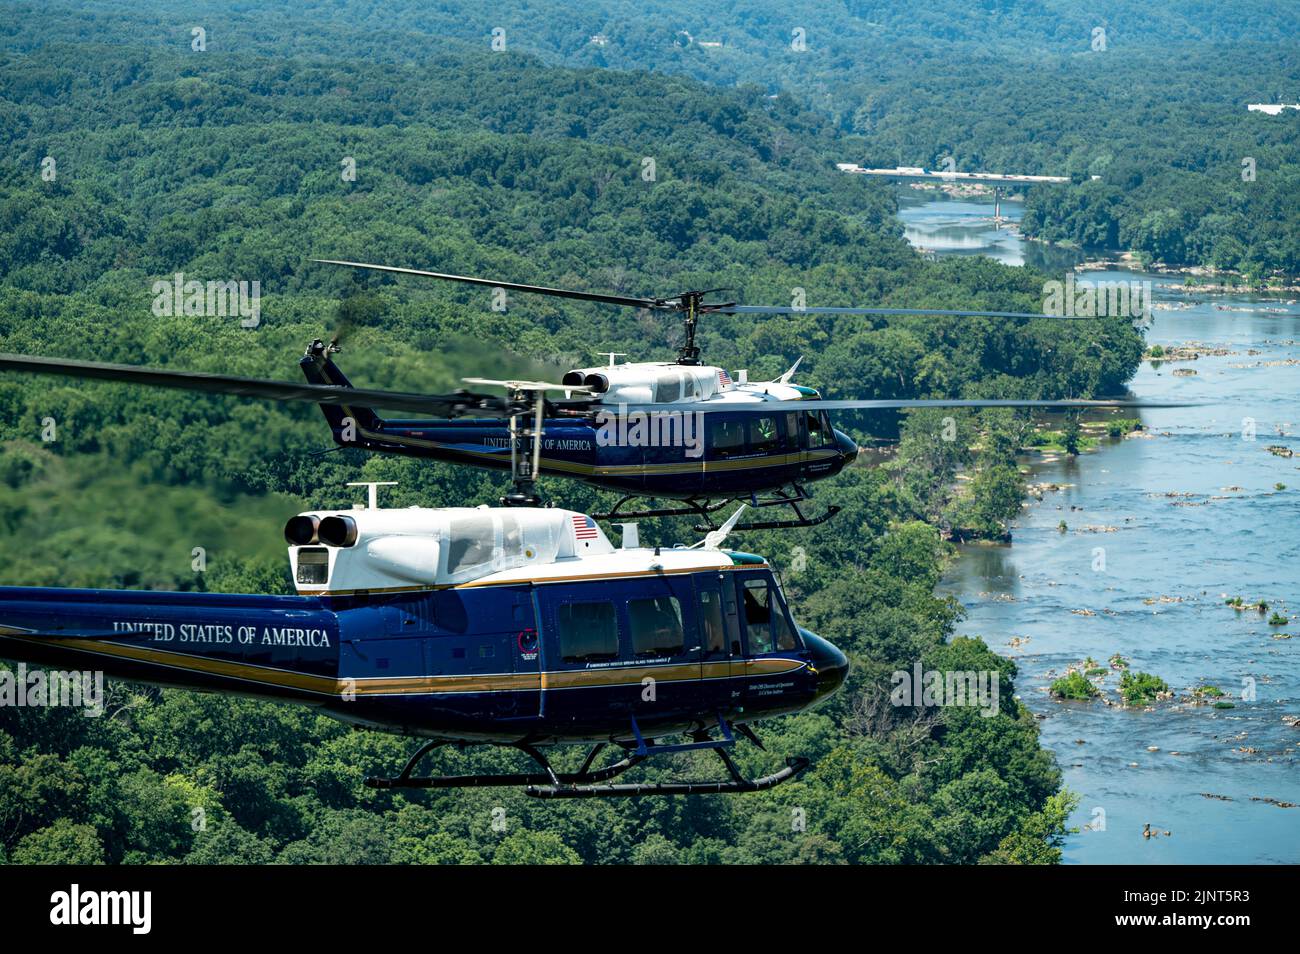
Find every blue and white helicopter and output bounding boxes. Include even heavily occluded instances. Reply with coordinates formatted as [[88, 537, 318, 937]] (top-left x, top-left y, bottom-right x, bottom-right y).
[[0, 260, 1179, 532], [0, 484, 847, 796]]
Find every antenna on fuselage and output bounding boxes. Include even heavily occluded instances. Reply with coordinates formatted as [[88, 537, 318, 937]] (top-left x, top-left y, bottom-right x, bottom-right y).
[[595, 352, 628, 368], [347, 481, 397, 510], [774, 356, 803, 384], [690, 504, 747, 550]]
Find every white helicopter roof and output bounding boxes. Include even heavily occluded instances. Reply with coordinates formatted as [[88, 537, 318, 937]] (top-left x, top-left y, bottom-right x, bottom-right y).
[[288, 504, 755, 596], [563, 358, 817, 407]]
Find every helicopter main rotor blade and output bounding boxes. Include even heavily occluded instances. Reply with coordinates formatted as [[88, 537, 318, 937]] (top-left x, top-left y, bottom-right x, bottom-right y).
[[314, 260, 1108, 321], [716, 398, 1198, 412], [0, 353, 513, 418], [719, 305, 1111, 320], [313, 259, 676, 311], [463, 377, 591, 394]]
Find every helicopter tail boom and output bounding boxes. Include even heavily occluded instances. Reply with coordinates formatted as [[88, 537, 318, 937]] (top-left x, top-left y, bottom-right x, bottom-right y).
[[0, 585, 341, 705], [299, 339, 386, 445]]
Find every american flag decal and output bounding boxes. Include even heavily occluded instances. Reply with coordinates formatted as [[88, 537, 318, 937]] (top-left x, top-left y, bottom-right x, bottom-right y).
[[571, 514, 599, 540], [718, 369, 733, 388]]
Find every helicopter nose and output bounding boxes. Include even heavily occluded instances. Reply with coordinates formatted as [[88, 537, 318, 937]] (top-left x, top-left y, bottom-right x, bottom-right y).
[[833, 428, 859, 467], [801, 629, 849, 703]]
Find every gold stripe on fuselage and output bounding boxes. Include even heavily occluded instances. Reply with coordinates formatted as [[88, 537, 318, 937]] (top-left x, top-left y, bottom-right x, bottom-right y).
[[0, 633, 341, 695], [541, 657, 804, 690], [0, 633, 805, 698]]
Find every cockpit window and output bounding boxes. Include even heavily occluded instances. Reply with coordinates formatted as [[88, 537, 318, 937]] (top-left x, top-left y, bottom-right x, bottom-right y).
[[742, 580, 775, 654], [818, 411, 836, 447], [806, 410, 836, 448], [805, 410, 822, 443], [774, 600, 797, 651], [742, 578, 799, 654]]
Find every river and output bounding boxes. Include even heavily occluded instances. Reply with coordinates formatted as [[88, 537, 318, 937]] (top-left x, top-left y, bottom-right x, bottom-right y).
[[898, 188, 1300, 864]]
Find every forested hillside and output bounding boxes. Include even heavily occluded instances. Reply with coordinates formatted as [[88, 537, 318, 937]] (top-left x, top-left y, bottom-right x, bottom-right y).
[[0, 6, 1142, 864], [8, 0, 1297, 272]]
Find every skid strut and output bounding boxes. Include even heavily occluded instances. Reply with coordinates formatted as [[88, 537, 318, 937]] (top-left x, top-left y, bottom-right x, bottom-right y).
[[694, 484, 839, 533], [365, 717, 811, 797], [526, 753, 811, 798], [593, 484, 839, 533], [592, 496, 731, 523], [365, 741, 647, 790]]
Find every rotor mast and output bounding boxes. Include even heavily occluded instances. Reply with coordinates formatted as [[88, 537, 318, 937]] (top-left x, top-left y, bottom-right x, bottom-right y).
[[461, 377, 590, 508], [504, 387, 547, 507], [677, 292, 703, 366]]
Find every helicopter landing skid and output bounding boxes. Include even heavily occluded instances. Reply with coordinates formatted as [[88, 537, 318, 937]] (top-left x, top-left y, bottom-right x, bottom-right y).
[[593, 485, 839, 533], [591, 496, 731, 523], [527, 749, 811, 798], [528, 714, 809, 797], [364, 717, 811, 797], [695, 484, 839, 533], [364, 740, 648, 790]]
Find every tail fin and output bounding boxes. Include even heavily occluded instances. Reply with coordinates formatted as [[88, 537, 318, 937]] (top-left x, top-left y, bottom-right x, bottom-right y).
[[300, 339, 383, 443]]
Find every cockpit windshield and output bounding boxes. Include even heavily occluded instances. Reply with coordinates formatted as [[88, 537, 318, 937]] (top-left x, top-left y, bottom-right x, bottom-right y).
[[741, 576, 800, 653]]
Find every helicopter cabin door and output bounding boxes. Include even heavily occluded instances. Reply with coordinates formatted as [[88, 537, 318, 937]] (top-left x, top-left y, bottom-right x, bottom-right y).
[[733, 570, 804, 710], [505, 586, 542, 722], [538, 575, 705, 733], [694, 573, 745, 715]]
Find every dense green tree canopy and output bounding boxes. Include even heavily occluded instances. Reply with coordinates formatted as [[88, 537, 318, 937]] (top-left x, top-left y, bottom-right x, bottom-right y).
[[0, 2, 1167, 864]]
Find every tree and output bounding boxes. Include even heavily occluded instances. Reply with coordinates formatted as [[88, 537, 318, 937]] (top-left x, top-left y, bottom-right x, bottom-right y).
[[982, 792, 1079, 865], [491, 831, 582, 865], [12, 819, 105, 865], [1062, 416, 1082, 456]]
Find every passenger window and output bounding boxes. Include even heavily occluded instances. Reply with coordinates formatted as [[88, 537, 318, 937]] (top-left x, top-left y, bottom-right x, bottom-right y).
[[748, 416, 778, 453], [698, 589, 726, 654], [557, 602, 619, 661], [628, 596, 684, 657], [711, 418, 746, 458], [783, 412, 800, 451]]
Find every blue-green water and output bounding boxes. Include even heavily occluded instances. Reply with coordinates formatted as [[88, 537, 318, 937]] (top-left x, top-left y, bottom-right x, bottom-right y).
[[902, 191, 1300, 864], [897, 190, 1082, 273]]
